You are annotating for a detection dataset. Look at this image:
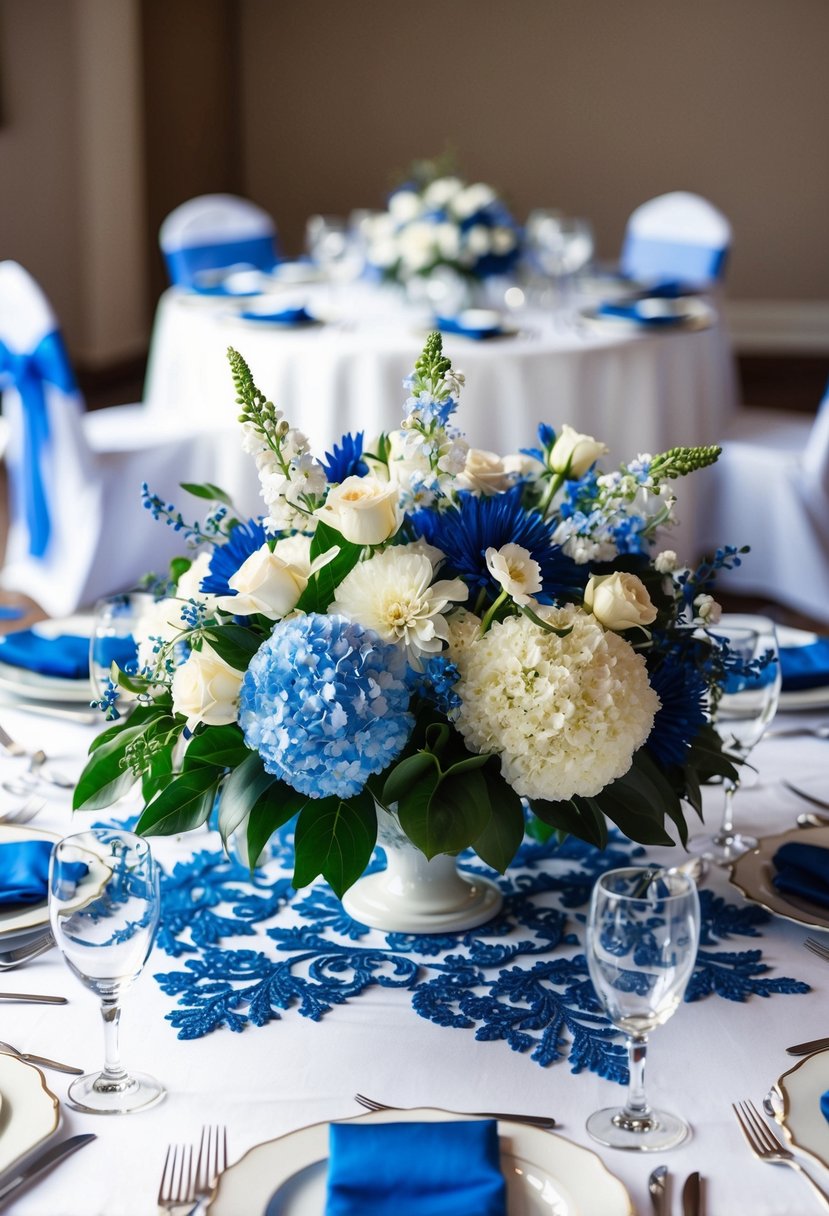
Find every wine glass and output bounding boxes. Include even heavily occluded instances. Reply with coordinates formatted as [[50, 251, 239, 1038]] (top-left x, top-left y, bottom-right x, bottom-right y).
[[524, 210, 594, 307], [586, 866, 700, 1151], [688, 614, 782, 864], [89, 593, 146, 703], [48, 828, 165, 1114]]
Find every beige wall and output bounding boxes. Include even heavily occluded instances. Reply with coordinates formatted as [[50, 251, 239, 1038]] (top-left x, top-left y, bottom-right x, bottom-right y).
[[239, 0, 829, 302]]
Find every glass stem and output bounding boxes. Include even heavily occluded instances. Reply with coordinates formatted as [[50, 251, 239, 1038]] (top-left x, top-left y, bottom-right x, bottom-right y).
[[621, 1034, 651, 1123], [715, 777, 740, 844], [98, 999, 128, 1086]]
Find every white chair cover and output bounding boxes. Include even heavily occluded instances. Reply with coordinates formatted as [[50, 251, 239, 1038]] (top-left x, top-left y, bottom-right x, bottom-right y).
[[620, 191, 731, 287], [696, 383, 829, 623], [159, 194, 279, 287], [0, 261, 256, 616]]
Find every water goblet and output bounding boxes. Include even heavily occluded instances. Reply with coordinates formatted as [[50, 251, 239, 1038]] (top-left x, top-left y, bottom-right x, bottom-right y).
[[586, 866, 700, 1151], [48, 828, 165, 1114], [89, 592, 147, 704], [688, 613, 781, 864]]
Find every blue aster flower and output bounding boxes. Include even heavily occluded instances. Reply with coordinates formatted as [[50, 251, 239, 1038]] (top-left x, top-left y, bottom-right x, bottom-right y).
[[410, 487, 587, 603], [201, 518, 267, 596], [646, 652, 708, 768], [239, 613, 413, 800], [321, 432, 368, 483]]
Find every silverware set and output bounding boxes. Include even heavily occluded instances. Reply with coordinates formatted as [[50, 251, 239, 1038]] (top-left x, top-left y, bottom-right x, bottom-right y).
[[0, 723, 73, 794], [733, 1099, 829, 1211], [648, 1165, 702, 1216], [157, 1125, 228, 1215]]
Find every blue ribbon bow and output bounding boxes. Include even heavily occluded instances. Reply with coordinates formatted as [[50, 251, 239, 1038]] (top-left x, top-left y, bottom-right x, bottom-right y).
[[0, 330, 77, 557]]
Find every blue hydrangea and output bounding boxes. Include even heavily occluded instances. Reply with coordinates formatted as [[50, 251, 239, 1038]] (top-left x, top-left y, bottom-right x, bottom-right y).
[[239, 614, 414, 799]]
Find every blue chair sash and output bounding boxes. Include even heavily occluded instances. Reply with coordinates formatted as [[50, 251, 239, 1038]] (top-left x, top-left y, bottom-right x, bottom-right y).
[[621, 236, 728, 286], [164, 236, 278, 287], [0, 330, 77, 557]]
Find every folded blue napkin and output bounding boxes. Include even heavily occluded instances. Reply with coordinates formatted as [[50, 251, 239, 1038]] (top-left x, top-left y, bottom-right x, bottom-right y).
[[772, 842, 829, 907], [595, 299, 687, 326], [0, 630, 136, 680], [0, 840, 91, 908], [780, 639, 829, 692], [633, 279, 699, 299], [434, 315, 503, 340], [238, 306, 316, 326], [325, 1120, 506, 1216], [0, 607, 24, 622]]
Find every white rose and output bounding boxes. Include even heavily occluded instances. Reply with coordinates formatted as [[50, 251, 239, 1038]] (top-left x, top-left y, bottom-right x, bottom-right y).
[[172, 643, 244, 731], [464, 224, 492, 257], [457, 449, 511, 495], [423, 176, 464, 208], [215, 542, 337, 618], [549, 425, 609, 479], [491, 225, 517, 255], [452, 183, 497, 218], [435, 222, 461, 260], [388, 190, 422, 223], [486, 544, 542, 606], [176, 552, 215, 603], [316, 475, 403, 545], [584, 572, 657, 631], [502, 452, 545, 480]]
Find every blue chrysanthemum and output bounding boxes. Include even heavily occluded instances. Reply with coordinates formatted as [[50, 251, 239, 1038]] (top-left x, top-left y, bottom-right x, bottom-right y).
[[410, 487, 587, 603], [646, 653, 708, 767], [321, 432, 368, 483], [201, 518, 267, 596], [239, 613, 413, 800]]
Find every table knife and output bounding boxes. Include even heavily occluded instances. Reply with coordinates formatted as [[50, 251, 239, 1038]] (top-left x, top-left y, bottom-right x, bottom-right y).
[[0, 993, 67, 1005], [786, 1035, 829, 1056], [682, 1171, 702, 1216], [0, 1133, 96, 1209]]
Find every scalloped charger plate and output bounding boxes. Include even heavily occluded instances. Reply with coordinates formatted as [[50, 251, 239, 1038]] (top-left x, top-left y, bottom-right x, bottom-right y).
[[729, 825, 829, 931], [777, 1050, 829, 1173], [0, 1054, 60, 1178], [207, 1107, 633, 1216]]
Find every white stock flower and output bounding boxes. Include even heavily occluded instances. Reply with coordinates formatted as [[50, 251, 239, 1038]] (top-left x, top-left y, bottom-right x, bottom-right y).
[[584, 572, 657, 631], [171, 642, 244, 732], [442, 368, 465, 398], [388, 190, 423, 222], [550, 425, 608, 479], [177, 552, 216, 606], [422, 176, 464, 208], [694, 594, 722, 624], [485, 544, 541, 606], [435, 223, 461, 260], [457, 448, 511, 495], [654, 550, 678, 574], [316, 475, 403, 545], [454, 606, 659, 801], [331, 547, 468, 667], [216, 542, 337, 618]]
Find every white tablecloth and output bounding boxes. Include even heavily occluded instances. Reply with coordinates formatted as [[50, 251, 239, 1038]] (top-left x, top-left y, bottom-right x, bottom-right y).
[[0, 702, 827, 1214], [144, 285, 738, 559]]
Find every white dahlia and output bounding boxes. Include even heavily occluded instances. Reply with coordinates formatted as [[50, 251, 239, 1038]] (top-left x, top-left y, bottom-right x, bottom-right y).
[[454, 605, 659, 801]]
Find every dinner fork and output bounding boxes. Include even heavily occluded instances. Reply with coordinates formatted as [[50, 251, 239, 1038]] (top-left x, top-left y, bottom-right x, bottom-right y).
[[0, 930, 56, 970], [804, 938, 829, 963], [157, 1143, 193, 1213], [732, 1099, 829, 1211], [0, 1038, 82, 1075], [354, 1092, 557, 1130], [0, 797, 45, 826], [191, 1125, 228, 1212]]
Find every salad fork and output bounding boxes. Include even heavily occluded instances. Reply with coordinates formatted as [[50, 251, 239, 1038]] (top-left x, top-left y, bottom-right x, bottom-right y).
[[733, 1099, 829, 1211], [157, 1142, 193, 1213], [191, 1125, 227, 1212], [0, 930, 56, 970]]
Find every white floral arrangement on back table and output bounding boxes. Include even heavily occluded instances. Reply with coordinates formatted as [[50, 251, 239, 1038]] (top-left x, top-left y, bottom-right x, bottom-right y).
[[74, 334, 746, 898]]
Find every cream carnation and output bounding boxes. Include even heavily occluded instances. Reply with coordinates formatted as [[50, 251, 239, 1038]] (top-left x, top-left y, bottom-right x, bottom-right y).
[[454, 606, 659, 801]]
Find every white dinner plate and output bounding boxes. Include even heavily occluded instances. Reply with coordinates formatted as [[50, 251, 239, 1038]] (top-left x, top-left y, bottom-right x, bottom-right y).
[[777, 1050, 829, 1172], [0, 824, 60, 940], [207, 1107, 633, 1216], [0, 616, 94, 705], [729, 825, 829, 932], [0, 1054, 60, 1179], [578, 297, 714, 333]]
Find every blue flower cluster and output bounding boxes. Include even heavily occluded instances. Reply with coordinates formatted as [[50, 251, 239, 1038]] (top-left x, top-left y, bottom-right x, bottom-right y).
[[239, 613, 414, 799], [201, 517, 267, 597]]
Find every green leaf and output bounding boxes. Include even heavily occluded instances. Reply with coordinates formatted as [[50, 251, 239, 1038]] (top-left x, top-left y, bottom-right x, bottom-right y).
[[530, 796, 608, 849], [169, 556, 192, 585], [400, 769, 490, 859], [246, 782, 309, 870], [183, 724, 252, 771], [88, 704, 161, 752], [381, 751, 438, 805], [141, 747, 174, 803], [598, 791, 675, 847], [180, 481, 236, 508], [297, 521, 362, 614], [424, 722, 451, 756], [292, 790, 378, 897], [217, 752, 276, 847], [73, 719, 154, 811], [439, 750, 492, 779], [136, 767, 219, 836], [472, 773, 525, 872], [202, 623, 264, 671]]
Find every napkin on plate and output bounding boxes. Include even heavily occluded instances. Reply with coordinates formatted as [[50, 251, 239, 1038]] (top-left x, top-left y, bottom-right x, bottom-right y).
[[238, 306, 316, 326], [0, 631, 135, 680], [0, 841, 89, 907], [594, 299, 688, 326], [325, 1119, 507, 1216], [780, 638, 829, 692], [772, 842, 829, 908]]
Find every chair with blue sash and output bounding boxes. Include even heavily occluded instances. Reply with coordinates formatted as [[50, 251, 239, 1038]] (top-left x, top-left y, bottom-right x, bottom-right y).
[[620, 191, 731, 289], [159, 194, 279, 289], [0, 261, 252, 616], [697, 379, 829, 624]]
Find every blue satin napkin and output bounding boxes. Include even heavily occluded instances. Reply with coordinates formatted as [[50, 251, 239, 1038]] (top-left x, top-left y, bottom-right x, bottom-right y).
[[0, 630, 136, 680], [325, 1119, 507, 1216], [434, 315, 504, 340], [595, 299, 688, 326], [780, 639, 829, 692], [238, 306, 316, 326], [0, 840, 83, 906], [820, 1090, 829, 1125], [772, 842, 829, 908]]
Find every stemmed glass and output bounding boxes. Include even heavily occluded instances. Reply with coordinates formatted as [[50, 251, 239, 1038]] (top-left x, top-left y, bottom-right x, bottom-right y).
[[524, 210, 594, 308], [89, 593, 146, 704], [586, 866, 700, 1151], [688, 613, 782, 864], [48, 828, 165, 1114]]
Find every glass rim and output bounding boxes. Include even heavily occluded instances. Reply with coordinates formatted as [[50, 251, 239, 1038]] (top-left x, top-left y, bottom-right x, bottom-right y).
[[593, 865, 697, 902], [52, 826, 151, 855]]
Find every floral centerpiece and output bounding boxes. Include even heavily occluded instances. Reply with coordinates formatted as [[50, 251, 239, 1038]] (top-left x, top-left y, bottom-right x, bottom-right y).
[[74, 335, 743, 921], [363, 167, 521, 286]]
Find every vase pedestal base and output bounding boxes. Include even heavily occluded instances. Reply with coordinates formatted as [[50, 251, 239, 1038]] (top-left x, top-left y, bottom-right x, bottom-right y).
[[342, 851, 503, 934]]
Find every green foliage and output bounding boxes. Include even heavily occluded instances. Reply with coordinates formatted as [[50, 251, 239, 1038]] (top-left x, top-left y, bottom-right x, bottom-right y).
[[202, 624, 263, 671], [296, 522, 363, 614], [293, 790, 378, 898], [136, 768, 219, 836]]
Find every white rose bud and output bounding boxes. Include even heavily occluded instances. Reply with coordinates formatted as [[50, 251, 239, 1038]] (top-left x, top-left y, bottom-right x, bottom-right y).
[[584, 571, 657, 631], [654, 550, 678, 574], [215, 542, 337, 618], [550, 425, 609, 479], [316, 475, 403, 545], [694, 594, 722, 624], [485, 544, 542, 606], [172, 642, 244, 732], [457, 449, 511, 495]]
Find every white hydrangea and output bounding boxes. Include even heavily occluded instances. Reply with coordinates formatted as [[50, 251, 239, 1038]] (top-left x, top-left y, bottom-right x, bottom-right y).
[[454, 605, 659, 801]]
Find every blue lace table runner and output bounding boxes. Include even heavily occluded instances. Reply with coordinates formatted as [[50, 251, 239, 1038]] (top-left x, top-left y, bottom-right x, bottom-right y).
[[144, 827, 809, 1083]]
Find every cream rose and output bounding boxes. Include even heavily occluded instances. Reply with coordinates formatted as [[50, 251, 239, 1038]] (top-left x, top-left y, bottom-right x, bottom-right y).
[[215, 542, 338, 618], [316, 475, 403, 545], [457, 449, 511, 495], [171, 643, 244, 731], [550, 425, 608, 479], [584, 572, 657, 632]]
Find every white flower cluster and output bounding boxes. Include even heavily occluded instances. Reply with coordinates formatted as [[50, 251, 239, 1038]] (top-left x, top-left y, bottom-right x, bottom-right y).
[[451, 605, 659, 802], [241, 419, 326, 534]]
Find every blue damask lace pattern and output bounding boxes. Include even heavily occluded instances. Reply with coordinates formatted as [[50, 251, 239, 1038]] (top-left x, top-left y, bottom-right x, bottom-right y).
[[141, 824, 810, 1082]]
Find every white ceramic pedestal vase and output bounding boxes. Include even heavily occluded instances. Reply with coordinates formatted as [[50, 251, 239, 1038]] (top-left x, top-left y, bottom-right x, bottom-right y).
[[341, 805, 503, 934]]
